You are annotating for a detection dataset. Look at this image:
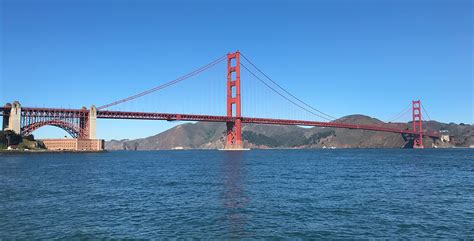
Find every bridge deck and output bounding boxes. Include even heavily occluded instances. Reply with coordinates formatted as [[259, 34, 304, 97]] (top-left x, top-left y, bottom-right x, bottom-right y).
[[97, 110, 439, 138], [0, 107, 440, 138]]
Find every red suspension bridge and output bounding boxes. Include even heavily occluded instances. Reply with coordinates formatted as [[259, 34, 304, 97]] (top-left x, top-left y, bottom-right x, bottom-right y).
[[1, 51, 439, 149]]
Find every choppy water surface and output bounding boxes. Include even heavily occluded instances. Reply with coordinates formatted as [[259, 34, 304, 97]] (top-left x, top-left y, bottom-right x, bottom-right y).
[[0, 149, 473, 238]]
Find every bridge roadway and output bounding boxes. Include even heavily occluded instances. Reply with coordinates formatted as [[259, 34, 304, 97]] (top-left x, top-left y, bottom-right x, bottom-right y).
[[0, 107, 440, 138]]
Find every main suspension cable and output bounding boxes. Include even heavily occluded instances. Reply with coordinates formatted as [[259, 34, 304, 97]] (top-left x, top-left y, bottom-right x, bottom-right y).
[[386, 104, 411, 123], [98, 55, 227, 110], [240, 53, 337, 120], [241, 62, 333, 121], [421, 103, 432, 121]]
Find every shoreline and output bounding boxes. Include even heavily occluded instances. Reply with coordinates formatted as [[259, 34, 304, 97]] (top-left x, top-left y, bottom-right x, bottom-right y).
[[107, 146, 473, 151], [1, 146, 471, 154], [0, 149, 107, 154]]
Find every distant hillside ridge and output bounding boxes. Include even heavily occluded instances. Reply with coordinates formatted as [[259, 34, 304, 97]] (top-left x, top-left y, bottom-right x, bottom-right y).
[[105, 115, 473, 150]]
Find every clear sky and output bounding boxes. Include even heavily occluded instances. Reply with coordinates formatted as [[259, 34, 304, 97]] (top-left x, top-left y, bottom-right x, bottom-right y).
[[1, 0, 472, 140]]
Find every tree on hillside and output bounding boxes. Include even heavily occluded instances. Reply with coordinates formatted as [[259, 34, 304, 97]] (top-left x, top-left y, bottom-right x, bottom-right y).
[[0, 130, 23, 146]]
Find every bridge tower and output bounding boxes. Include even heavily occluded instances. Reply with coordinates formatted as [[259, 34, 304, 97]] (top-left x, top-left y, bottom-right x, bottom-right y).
[[224, 51, 243, 150], [412, 100, 424, 148]]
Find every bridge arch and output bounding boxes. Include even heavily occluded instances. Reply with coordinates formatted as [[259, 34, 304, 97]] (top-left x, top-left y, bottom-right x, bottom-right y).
[[21, 119, 83, 138]]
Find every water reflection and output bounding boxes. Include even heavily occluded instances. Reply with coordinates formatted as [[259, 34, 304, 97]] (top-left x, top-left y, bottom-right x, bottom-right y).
[[220, 151, 249, 237]]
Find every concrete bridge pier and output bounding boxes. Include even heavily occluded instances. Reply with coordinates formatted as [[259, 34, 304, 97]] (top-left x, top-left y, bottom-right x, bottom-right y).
[[80, 105, 97, 139], [2, 101, 21, 134], [89, 105, 97, 139]]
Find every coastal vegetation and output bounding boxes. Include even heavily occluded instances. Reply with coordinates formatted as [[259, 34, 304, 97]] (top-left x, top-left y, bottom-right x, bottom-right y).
[[242, 130, 336, 148], [0, 130, 45, 150]]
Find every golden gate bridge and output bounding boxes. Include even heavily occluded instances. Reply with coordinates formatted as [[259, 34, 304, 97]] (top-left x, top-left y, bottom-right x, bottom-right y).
[[0, 51, 439, 149]]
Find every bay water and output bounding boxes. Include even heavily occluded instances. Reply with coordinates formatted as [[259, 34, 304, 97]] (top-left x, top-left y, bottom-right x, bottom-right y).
[[0, 149, 473, 238]]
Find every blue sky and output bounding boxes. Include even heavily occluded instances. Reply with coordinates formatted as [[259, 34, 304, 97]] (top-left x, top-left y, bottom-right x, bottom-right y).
[[1, 0, 472, 140]]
